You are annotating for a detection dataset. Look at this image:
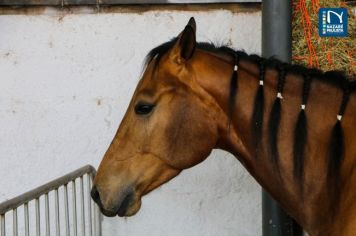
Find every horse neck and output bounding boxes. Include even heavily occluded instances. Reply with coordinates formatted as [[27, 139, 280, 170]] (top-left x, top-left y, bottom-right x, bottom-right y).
[[192, 49, 355, 233], [192, 50, 297, 197]]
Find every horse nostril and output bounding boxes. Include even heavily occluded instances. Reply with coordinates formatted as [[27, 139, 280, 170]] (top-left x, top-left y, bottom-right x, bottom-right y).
[[91, 186, 101, 204]]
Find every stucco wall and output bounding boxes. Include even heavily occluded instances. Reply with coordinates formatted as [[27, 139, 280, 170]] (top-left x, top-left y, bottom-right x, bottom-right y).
[[0, 7, 262, 235]]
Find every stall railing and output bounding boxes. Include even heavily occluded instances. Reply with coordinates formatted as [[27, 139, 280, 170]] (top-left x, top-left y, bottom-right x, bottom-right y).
[[0, 165, 102, 236]]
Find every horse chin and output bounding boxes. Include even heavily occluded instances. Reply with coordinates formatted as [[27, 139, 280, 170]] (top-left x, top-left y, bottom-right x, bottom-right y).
[[117, 197, 142, 217]]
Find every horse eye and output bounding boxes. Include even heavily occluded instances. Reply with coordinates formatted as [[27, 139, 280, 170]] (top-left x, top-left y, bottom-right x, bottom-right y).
[[135, 102, 155, 115]]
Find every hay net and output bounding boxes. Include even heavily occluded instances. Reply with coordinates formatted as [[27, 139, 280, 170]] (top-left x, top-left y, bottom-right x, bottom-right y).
[[292, 0, 355, 78]]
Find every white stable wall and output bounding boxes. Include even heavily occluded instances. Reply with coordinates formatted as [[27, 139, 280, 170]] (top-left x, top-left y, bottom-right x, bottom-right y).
[[0, 7, 262, 235]]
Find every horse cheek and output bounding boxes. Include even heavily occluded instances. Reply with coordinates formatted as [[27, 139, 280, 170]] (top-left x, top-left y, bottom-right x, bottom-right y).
[[164, 99, 216, 169]]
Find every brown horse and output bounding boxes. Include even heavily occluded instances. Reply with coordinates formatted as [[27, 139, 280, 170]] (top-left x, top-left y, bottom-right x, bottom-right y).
[[92, 18, 356, 235]]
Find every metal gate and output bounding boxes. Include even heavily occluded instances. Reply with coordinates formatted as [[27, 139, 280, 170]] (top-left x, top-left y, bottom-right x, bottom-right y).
[[0, 165, 102, 236]]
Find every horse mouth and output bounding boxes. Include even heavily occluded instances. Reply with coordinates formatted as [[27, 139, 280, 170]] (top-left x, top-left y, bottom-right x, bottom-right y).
[[116, 192, 134, 217], [91, 189, 139, 217], [98, 193, 141, 217]]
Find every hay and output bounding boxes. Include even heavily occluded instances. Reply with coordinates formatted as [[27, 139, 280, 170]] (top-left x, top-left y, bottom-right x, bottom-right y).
[[292, 0, 355, 77]]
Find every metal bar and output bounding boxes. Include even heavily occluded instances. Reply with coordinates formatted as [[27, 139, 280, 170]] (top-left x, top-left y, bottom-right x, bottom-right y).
[[1, 214, 5, 236], [0, 165, 96, 215], [64, 185, 70, 236], [91, 172, 102, 236], [102, 0, 261, 3], [93, 196, 97, 236], [45, 193, 50, 236], [35, 198, 40, 236], [0, 0, 261, 6], [90, 171, 102, 236], [12, 209, 17, 236], [262, 0, 303, 235], [87, 175, 92, 236], [24, 203, 29, 236], [80, 176, 86, 236], [0, 0, 61, 5], [55, 189, 60, 236], [72, 181, 77, 236], [93, 172, 101, 236], [94, 205, 102, 236], [262, 0, 292, 61]]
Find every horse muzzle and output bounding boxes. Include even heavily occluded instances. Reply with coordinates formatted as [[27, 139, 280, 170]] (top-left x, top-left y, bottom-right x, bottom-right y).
[[91, 185, 141, 217]]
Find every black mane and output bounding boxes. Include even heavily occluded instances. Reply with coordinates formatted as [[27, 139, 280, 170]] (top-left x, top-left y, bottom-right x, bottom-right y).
[[145, 38, 355, 87]]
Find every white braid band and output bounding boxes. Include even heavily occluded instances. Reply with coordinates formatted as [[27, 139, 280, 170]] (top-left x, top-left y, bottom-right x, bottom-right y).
[[277, 92, 283, 99], [259, 80, 264, 86], [234, 65, 238, 71], [337, 115, 342, 121], [301, 104, 306, 110]]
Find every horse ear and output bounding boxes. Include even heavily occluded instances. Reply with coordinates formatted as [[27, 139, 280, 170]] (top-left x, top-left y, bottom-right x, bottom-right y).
[[171, 17, 196, 62]]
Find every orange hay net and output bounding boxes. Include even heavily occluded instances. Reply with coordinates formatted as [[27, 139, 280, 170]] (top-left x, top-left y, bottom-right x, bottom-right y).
[[292, 0, 355, 77]]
